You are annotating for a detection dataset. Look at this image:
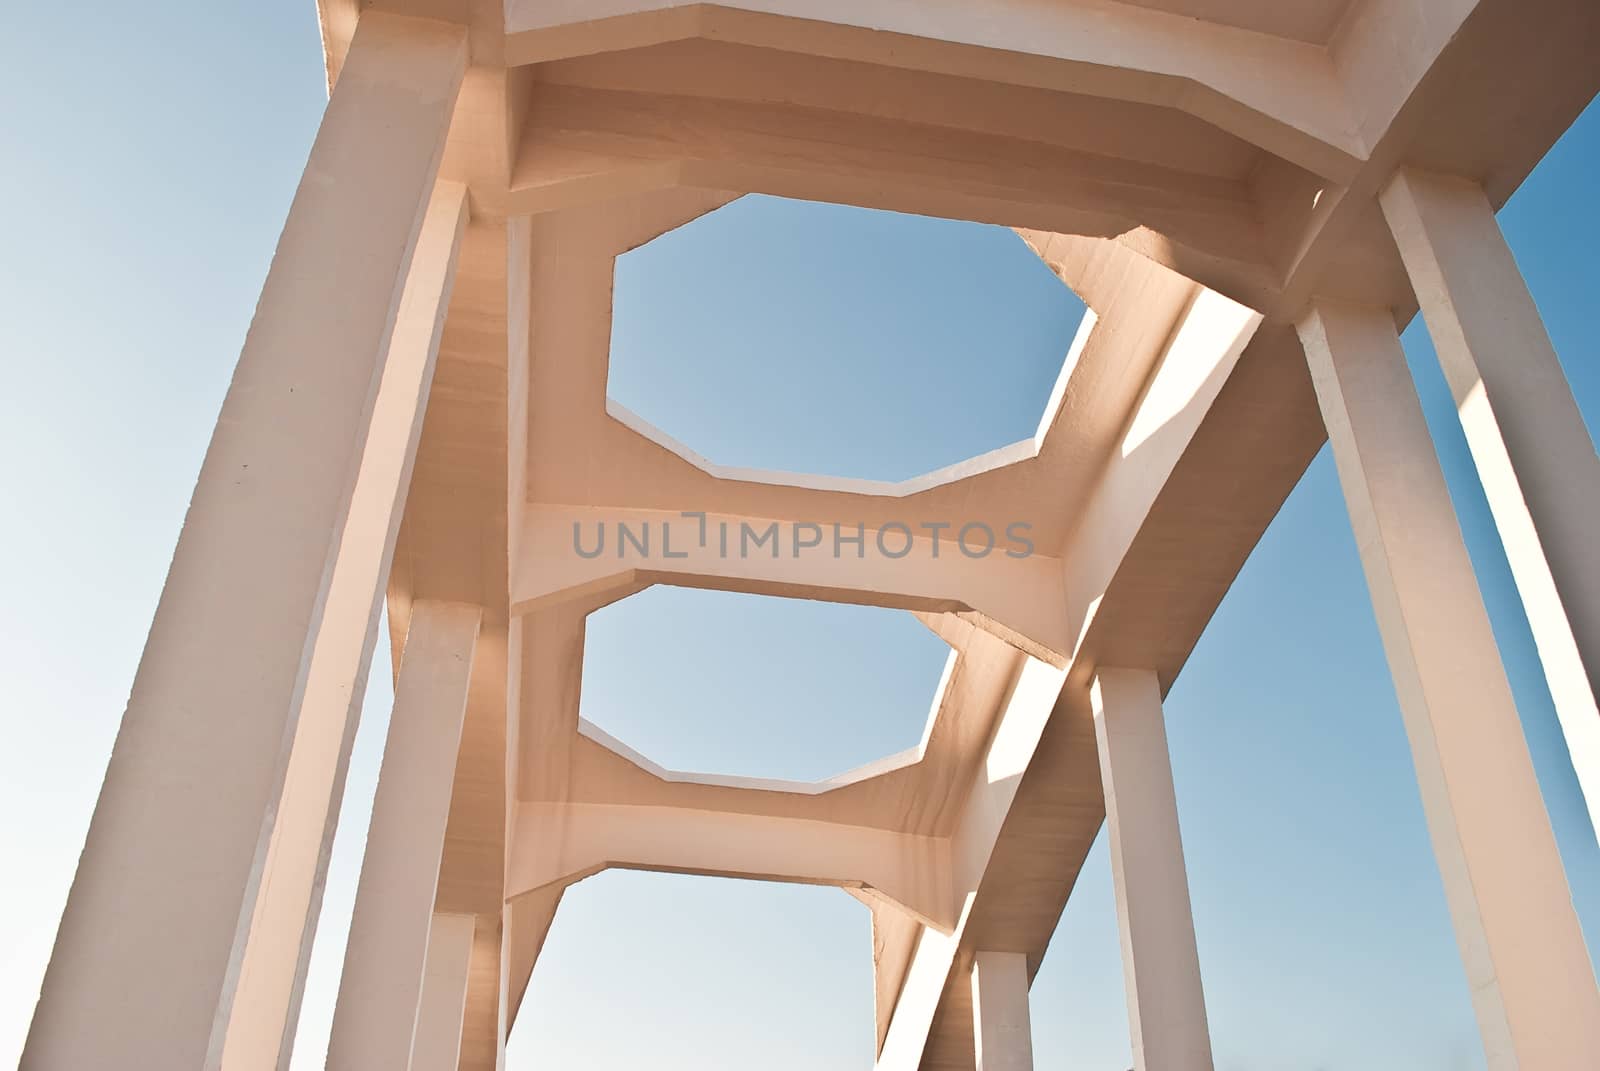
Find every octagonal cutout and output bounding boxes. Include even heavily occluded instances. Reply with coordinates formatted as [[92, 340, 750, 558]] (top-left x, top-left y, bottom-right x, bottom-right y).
[[608, 195, 1088, 484], [579, 586, 950, 784], [513, 871, 872, 1068]]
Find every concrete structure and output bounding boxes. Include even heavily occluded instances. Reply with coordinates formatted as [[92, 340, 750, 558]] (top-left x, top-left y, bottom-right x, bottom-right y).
[[18, 2, 1599, 1069]]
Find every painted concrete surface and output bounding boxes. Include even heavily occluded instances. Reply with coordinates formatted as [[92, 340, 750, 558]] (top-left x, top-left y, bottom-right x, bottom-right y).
[[18, 2, 1600, 1068]]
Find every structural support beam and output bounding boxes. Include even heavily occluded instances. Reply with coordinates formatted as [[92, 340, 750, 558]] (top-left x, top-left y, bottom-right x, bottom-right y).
[[460, 915, 507, 1071], [511, 503, 1073, 665], [22, 15, 467, 1070], [1380, 167, 1600, 843], [432, 623, 514, 1071], [971, 951, 1034, 1071], [509, 84, 1267, 277], [223, 178, 470, 1071], [507, 801, 956, 931], [411, 913, 477, 1071], [879, 287, 1261, 1069], [499, 0, 1363, 178], [864, 893, 923, 1057], [877, 656, 1070, 1070], [1298, 300, 1600, 1068], [1091, 668, 1213, 1071], [327, 600, 482, 1071]]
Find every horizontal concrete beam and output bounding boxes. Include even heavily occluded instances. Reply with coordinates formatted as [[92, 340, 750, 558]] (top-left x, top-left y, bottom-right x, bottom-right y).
[[510, 503, 1073, 664], [501, 0, 1364, 178], [508, 85, 1274, 298], [506, 801, 957, 931]]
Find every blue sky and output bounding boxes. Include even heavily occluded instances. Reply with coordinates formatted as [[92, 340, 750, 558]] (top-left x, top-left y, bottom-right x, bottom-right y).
[[1, 5, 1596, 1070]]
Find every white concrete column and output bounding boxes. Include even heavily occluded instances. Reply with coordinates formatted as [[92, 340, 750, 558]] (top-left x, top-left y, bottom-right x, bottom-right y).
[[222, 180, 469, 1071], [970, 951, 1033, 1071], [327, 601, 482, 1071], [1091, 667, 1213, 1071], [411, 914, 477, 1071], [1380, 168, 1600, 843], [1297, 300, 1600, 1069], [22, 15, 468, 1071]]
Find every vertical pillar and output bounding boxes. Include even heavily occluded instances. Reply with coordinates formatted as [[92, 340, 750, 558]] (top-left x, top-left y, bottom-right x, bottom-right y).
[[970, 951, 1033, 1071], [1380, 168, 1600, 841], [222, 179, 469, 1071], [412, 914, 477, 1071], [327, 601, 482, 1071], [1297, 300, 1600, 1068], [459, 913, 507, 1071], [22, 14, 467, 1070], [431, 618, 512, 1071], [1091, 668, 1213, 1071]]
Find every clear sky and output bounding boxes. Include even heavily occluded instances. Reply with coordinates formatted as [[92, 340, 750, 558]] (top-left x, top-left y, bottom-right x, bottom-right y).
[[1, 5, 1596, 1071]]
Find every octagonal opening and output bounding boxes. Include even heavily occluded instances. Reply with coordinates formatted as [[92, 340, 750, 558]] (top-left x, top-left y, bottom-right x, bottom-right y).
[[608, 195, 1088, 484], [579, 587, 950, 784], [513, 871, 872, 1069]]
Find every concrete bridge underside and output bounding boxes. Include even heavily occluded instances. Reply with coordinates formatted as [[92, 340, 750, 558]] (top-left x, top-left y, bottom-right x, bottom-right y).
[[20, 2, 1600, 1069]]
